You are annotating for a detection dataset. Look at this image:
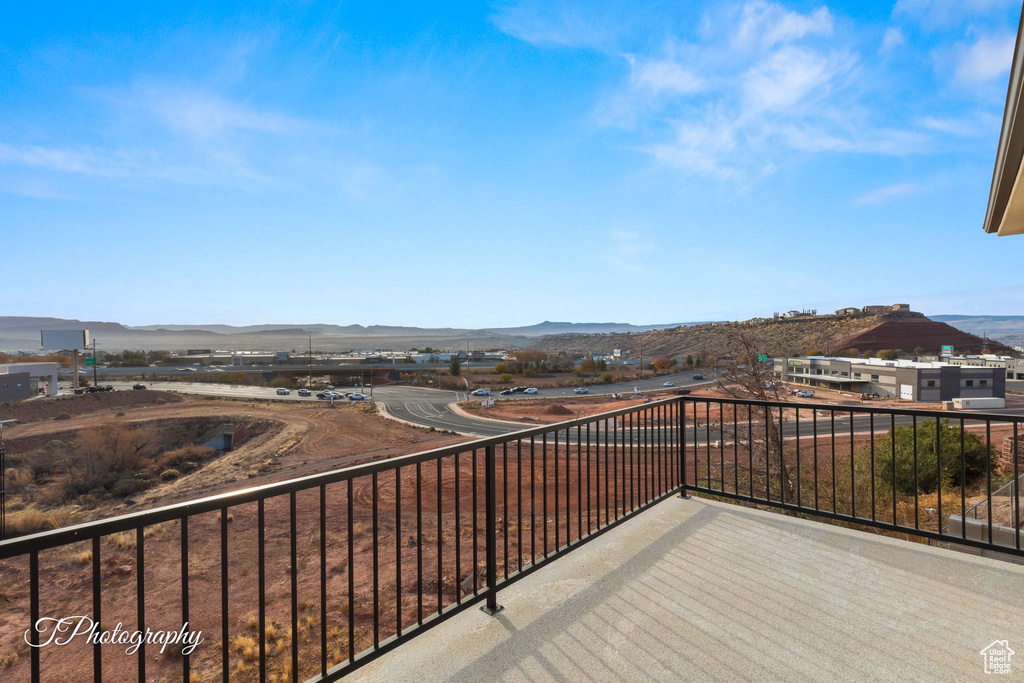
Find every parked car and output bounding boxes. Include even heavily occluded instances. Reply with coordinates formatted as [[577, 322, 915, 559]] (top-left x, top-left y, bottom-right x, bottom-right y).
[[524, 387, 539, 394], [663, 381, 675, 387], [297, 389, 312, 397], [347, 393, 368, 401], [276, 388, 291, 395], [795, 390, 815, 398], [499, 389, 514, 396], [692, 374, 704, 380], [132, 383, 146, 390], [471, 389, 491, 396], [574, 387, 589, 394]]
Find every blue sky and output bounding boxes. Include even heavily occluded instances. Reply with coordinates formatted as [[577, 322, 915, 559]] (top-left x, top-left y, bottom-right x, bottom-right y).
[[2, 1, 1022, 328]]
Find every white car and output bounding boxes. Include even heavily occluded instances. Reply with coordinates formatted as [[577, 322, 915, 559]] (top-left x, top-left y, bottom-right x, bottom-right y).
[[347, 393, 368, 401], [471, 389, 491, 396], [795, 390, 815, 398], [663, 381, 675, 387], [524, 387, 539, 394], [276, 388, 291, 395], [574, 387, 589, 394]]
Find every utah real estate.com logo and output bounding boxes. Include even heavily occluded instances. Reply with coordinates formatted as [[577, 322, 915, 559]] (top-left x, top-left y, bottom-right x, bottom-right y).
[[980, 640, 1014, 675]]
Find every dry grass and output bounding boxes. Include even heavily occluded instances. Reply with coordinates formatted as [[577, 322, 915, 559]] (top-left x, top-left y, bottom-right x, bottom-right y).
[[107, 520, 176, 550], [4, 505, 78, 536], [232, 635, 258, 662]]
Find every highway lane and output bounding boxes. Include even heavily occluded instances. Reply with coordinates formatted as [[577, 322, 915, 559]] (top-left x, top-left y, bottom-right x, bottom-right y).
[[97, 378, 1023, 441], [97, 373, 712, 436]]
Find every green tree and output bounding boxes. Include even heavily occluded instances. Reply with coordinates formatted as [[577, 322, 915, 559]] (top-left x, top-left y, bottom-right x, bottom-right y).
[[912, 346, 927, 357], [448, 357, 461, 376], [877, 349, 899, 361], [599, 372, 613, 383], [499, 373, 512, 383], [874, 419, 988, 495]]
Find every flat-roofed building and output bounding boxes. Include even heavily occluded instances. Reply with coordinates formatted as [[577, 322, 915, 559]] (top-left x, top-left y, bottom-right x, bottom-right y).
[[773, 356, 1005, 402]]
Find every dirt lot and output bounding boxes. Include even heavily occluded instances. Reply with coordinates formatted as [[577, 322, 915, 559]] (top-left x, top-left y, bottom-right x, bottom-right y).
[[3, 391, 466, 514]]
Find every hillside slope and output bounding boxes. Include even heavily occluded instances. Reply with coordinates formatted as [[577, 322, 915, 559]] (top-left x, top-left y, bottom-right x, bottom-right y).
[[532, 312, 1013, 359], [834, 320, 1012, 356]]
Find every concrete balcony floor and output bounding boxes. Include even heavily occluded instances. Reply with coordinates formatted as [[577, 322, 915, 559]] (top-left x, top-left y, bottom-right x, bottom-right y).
[[346, 496, 1024, 682]]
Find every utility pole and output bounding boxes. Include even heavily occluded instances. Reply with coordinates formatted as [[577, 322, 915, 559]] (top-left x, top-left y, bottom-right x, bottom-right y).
[[92, 337, 98, 388], [0, 419, 17, 541], [639, 336, 644, 379], [307, 335, 313, 388]]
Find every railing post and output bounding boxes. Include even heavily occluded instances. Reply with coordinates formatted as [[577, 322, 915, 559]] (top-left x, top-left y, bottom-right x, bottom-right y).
[[481, 444, 504, 615], [679, 398, 690, 498]]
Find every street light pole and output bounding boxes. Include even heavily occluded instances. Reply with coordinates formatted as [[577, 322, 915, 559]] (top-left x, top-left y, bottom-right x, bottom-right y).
[[92, 337, 98, 388]]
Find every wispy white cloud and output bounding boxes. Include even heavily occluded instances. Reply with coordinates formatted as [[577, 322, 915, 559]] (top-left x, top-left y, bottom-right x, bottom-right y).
[[893, 0, 1018, 30], [853, 181, 922, 205], [952, 32, 1016, 85], [0, 140, 274, 186], [628, 54, 705, 95], [591, 2, 920, 183], [0, 77, 342, 193], [603, 229, 655, 271], [880, 27, 905, 55], [95, 82, 321, 141], [490, 1, 616, 49], [917, 112, 998, 136], [732, 1, 833, 50], [742, 45, 853, 112]]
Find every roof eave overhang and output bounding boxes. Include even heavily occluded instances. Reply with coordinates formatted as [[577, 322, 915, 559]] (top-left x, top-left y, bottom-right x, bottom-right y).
[[984, 6, 1024, 236]]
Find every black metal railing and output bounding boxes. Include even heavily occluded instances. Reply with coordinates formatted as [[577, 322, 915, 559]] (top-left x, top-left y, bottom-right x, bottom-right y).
[[0, 397, 682, 682], [681, 397, 1023, 557], [1, 395, 1022, 682]]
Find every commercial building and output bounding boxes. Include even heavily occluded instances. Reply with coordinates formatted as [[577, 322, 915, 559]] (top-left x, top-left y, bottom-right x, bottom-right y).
[[0, 362, 60, 401], [937, 354, 1024, 380], [773, 356, 1005, 402]]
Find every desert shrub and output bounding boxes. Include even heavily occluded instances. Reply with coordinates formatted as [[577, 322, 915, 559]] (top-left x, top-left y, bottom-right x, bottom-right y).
[[600, 372, 613, 383], [5, 508, 50, 536], [160, 469, 180, 481], [154, 398, 166, 405], [873, 419, 988, 495], [110, 476, 150, 498], [55, 412, 71, 420], [158, 444, 217, 471]]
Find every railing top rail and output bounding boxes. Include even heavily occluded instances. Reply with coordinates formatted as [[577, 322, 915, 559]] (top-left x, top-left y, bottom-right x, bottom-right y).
[[682, 394, 1024, 423], [0, 395, 678, 558], [961, 472, 1024, 519]]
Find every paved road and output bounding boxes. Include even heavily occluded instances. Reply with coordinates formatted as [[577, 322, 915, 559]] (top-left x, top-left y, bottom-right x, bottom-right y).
[[99, 373, 712, 436], [98, 375, 1024, 440]]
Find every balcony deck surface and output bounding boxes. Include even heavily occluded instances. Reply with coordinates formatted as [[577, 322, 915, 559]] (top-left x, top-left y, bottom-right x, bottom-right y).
[[346, 496, 1024, 682]]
